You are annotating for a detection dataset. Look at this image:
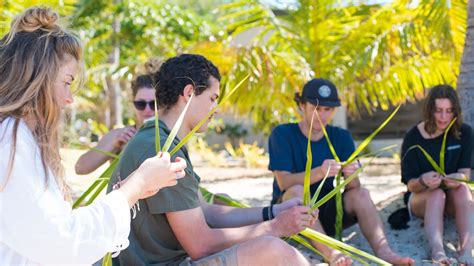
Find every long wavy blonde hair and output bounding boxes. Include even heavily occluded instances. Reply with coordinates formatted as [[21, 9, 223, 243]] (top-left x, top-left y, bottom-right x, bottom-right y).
[[0, 7, 82, 199]]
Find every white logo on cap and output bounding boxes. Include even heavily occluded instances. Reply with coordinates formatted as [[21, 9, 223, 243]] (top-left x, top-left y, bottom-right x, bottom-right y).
[[318, 85, 331, 98]]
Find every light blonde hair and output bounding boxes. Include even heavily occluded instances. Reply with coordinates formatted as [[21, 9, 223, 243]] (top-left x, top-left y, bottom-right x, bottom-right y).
[[0, 6, 82, 199]]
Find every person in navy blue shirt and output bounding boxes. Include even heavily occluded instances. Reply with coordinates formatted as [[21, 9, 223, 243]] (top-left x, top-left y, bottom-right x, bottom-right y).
[[269, 78, 414, 266], [401, 85, 473, 265]]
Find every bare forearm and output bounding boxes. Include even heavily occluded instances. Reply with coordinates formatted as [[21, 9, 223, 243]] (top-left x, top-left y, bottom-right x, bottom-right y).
[[407, 177, 427, 193], [194, 221, 278, 259], [275, 168, 323, 191], [75, 141, 118, 174], [202, 203, 264, 228]]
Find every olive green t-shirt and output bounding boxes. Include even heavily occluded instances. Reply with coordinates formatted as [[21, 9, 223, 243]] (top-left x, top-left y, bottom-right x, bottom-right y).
[[107, 120, 201, 265]]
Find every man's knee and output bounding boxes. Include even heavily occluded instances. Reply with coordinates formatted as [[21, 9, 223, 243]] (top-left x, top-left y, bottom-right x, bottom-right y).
[[345, 187, 372, 203], [246, 236, 298, 259]]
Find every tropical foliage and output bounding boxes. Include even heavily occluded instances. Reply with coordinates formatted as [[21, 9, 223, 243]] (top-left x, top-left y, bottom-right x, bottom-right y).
[[219, 0, 467, 132]]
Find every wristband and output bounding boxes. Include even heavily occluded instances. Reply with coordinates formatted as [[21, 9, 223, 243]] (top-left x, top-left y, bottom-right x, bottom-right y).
[[269, 204, 275, 219], [419, 176, 429, 189], [262, 206, 270, 221]]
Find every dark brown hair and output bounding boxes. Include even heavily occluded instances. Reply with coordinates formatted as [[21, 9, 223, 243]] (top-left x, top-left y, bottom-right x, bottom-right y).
[[423, 84, 462, 138]]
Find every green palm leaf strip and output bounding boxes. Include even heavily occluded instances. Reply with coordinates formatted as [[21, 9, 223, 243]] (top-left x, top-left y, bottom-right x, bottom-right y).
[[155, 96, 161, 154], [290, 234, 328, 261], [344, 105, 401, 165], [303, 109, 317, 205], [405, 145, 444, 174], [300, 228, 390, 265], [440, 118, 457, 172], [314, 109, 344, 239], [199, 186, 387, 264], [311, 164, 365, 210], [355, 144, 398, 159], [162, 93, 194, 153], [169, 74, 250, 156], [101, 252, 112, 266], [72, 157, 118, 208], [309, 165, 332, 207], [315, 111, 340, 162], [70, 142, 119, 159]]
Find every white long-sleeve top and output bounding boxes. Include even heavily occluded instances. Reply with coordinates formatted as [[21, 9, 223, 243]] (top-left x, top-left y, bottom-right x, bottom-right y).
[[0, 117, 131, 265]]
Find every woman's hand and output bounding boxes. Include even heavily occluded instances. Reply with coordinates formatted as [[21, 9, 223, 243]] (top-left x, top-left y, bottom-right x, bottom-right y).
[[119, 152, 187, 207], [420, 171, 442, 189], [111, 126, 137, 150], [442, 173, 465, 189]]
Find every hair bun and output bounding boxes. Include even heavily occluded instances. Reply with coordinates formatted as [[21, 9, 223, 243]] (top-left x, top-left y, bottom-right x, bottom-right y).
[[12, 7, 59, 33], [144, 57, 162, 75]]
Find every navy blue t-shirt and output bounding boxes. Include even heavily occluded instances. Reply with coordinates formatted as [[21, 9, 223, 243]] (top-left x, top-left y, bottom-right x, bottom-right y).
[[268, 123, 355, 204]]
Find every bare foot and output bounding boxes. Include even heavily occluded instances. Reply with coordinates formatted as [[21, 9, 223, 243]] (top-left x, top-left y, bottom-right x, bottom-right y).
[[376, 246, 414, 265], [432, 251, 458, 265], [329, 250, 353, 266]]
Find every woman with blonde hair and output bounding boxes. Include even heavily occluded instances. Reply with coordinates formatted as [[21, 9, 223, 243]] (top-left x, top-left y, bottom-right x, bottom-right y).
[[0, 6, 186, 265]]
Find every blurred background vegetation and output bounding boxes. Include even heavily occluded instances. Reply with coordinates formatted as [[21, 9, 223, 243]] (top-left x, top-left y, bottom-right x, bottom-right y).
[[0, 0, 470, 142]]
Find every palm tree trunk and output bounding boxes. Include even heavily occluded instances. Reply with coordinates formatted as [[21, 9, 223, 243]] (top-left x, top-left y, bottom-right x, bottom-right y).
[[458, 0, 474, 124], [457, 0, 474, 177], [106, 0, 123, 128]]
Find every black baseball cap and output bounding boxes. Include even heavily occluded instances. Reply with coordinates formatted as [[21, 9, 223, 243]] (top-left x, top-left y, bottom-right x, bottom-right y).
[[300, 78, 341, 107]]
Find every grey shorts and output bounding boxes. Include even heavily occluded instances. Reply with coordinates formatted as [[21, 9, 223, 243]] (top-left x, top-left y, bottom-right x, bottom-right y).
[[179, 244, 239, 266]]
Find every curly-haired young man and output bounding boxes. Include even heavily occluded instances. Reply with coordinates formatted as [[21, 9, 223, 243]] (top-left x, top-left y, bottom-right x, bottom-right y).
[[108, 54, 318, 266]]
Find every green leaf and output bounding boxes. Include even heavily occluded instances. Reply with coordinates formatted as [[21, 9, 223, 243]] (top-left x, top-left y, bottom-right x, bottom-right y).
[[355, 144, 399, 159], [101, 252, 112, 266], [312, 160, 367, 210], [309, 162, 333, 207], [440, 118, 457, 172], [444, 177, 474, 187], [155, 96, 161, 155], [70, 143, 119, 159], [315, 110, 340, 162], [404, 145, 445, 175], [290, 234, 328, 261], [344, 105, 401, 166], [169, 74, 250, 156], [162, 93, 194, 153], [303, 109, 317, 206], [300, 228, 390, 265], [72, 158, 119, 209]]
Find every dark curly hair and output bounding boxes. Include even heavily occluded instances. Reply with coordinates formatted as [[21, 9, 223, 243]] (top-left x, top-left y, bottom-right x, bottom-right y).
[[153, 54, 221, 110], [423, 84, 463, 138]]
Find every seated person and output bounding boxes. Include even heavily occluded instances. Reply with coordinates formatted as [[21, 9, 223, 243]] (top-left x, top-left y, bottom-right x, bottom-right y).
[[268, 78, 414, 265], [107, 54, 319, 265], [401, 84, 473, 264], [75, 66, 157, 174]]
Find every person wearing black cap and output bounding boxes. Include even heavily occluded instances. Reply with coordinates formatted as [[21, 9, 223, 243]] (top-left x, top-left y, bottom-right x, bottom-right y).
[[268, 78, 414, 265]]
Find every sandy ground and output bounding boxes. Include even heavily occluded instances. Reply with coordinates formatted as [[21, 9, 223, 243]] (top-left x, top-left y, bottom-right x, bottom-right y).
[[63, 149, 473, 265]]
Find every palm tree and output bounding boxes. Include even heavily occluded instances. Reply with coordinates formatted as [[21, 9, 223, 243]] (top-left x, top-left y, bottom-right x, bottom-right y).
[[456, 0, 473, 177], [219, 0, 467, 132]]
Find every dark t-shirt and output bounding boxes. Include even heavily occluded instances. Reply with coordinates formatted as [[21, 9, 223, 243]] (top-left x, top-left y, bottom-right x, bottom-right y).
[[401, 123, 472, 203], [107, 120, 201, 265], [268, 123, 355, 204]]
